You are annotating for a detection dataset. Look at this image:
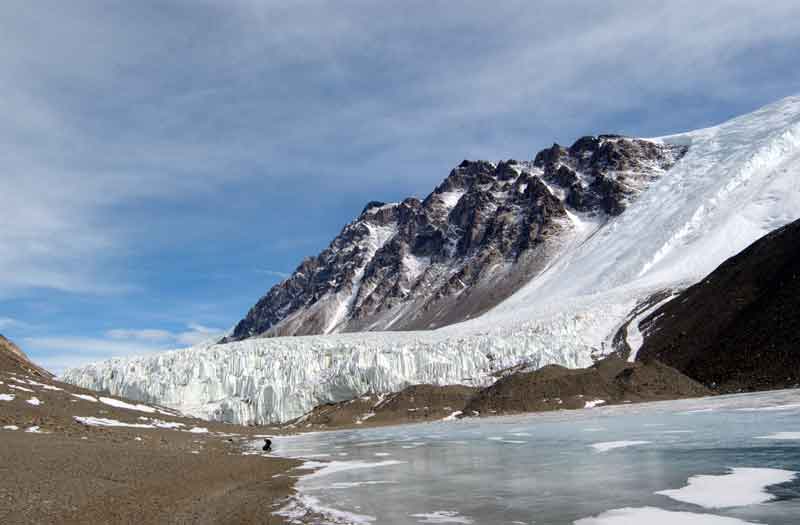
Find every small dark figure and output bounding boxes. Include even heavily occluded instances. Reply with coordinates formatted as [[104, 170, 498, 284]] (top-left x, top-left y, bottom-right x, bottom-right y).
[[262, 438, 272, 452]]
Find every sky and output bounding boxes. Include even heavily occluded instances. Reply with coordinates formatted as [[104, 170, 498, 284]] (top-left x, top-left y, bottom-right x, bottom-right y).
[[2, 1, 799, 374]]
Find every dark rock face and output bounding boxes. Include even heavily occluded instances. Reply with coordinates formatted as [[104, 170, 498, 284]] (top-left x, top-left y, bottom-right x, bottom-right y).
[[534, 135, 686, 216], [227, 136, 687, 341], [636, 218, 800, 392], [462, 356, 709, 416]]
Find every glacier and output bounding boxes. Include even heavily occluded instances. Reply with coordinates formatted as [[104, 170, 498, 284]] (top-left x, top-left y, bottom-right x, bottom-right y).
[[62, 95, 800, 424]]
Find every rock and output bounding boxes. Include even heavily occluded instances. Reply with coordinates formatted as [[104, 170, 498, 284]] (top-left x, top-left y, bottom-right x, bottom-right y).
[[636, 218, 800, 392], [462, 356, 709, 416]]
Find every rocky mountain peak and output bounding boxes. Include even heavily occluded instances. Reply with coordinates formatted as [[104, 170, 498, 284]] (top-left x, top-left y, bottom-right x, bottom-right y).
[[226, 135, 687, 341]]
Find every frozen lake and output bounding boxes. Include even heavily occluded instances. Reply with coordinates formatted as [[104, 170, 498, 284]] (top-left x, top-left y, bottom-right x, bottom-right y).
[[269, 390, 800, 524]]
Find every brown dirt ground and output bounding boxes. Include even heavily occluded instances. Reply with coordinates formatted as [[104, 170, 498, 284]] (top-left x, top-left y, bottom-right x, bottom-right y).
[[0, 352, 300, 525], [283, 384, 478, 431], [463, 356, 711, 416]]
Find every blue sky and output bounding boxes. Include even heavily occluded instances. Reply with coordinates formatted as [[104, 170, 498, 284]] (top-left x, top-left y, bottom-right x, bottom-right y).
[[2, 1, 799, 373]]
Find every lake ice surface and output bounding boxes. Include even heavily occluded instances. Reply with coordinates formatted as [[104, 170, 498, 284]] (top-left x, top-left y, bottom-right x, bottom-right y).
[[269, 389, 800, 524]]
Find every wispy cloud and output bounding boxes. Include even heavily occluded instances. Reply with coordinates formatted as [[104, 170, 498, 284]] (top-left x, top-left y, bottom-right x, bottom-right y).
[[257, 269, 291, 279], [175, 323, 224, 346], [0, 317, 25, 331], [106, 328, 174, 342], [23, 322, 225, 375], [2, 1, 800, 370], [24, 336, 165, 376], [1, 1, 798, 299]]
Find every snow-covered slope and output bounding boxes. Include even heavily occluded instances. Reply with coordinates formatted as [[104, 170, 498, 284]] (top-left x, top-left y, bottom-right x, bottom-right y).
[[227, 138, 685, 339], [62, 95, 800, 424]]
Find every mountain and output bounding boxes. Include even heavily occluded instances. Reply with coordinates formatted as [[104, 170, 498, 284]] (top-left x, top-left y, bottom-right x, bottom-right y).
[[63, 95, 800, 424], [227, 137, 686, 340], [635, 217, 800, 392]]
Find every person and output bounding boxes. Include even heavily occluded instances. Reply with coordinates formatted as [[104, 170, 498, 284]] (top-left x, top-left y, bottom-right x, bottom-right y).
[[262, 438, 272, 452]]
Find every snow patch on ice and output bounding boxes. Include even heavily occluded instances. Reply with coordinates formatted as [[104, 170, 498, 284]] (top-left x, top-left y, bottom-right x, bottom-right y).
[[680, 408, 714, 414], [584, 399, 606, 409], [0, 393, 14, 401], [755, 432, 800, 440], [326, 480, 396, 489], [26, 397, 42, 406], [300, 459, 405, 481], [277, 493, 376, 524], [410, 510, 474, 524], [737, 403, 800, 412], [574, 506, 761, 524], [442, 410, 462, 421], [656, 467, 797, 509], [591, 440, 650, 452]]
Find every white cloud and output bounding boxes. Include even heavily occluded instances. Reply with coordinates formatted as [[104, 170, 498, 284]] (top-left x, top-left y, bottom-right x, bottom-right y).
[[0, 317, 23, 330], [258, 269, 291, 279], [1, 1, 798, 299], [175, 323, 224, 346], [25, 336, 163, 358], [24, 336, 164, 376], [106, 329, 173, 342], [24, 323, 225, 375]]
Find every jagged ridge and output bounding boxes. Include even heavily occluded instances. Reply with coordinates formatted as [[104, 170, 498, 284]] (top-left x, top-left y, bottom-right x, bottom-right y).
[[229, 136, 686, 340]]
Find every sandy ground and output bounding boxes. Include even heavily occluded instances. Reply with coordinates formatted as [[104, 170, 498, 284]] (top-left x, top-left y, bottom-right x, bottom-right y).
[[0, 356, 300, 525], [0, 431, 298, 525]]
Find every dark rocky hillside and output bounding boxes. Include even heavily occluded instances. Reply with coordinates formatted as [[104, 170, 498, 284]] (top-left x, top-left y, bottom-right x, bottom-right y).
[[636, 218, 800, 392], [462, 357, 709, 416]]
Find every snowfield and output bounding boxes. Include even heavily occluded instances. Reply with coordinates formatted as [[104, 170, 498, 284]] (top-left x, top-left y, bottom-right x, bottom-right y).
[[62, 95, 800, 424]]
